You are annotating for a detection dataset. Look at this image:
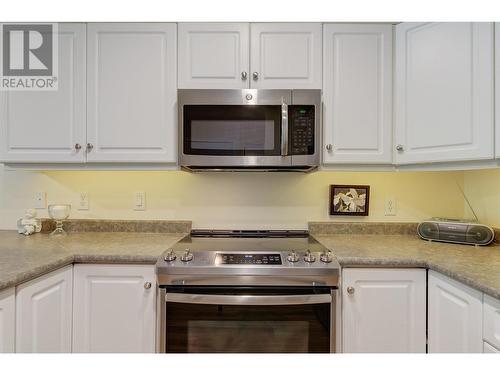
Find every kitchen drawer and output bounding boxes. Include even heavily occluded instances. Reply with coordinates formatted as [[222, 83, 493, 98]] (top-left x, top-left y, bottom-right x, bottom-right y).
[[484, 295, 500, 350]]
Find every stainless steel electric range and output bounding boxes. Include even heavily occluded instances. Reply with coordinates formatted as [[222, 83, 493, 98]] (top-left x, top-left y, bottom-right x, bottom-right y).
[[156, 230, 340, 353]]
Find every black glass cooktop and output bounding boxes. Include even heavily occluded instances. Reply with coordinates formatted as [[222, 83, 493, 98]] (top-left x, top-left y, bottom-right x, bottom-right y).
[[217, 253, 282, 265]]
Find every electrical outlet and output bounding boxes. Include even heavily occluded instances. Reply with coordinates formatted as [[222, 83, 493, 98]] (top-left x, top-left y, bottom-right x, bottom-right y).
[[385, 197, 397, 216], [134, 191, 146, 211], [34, 191, 46, 209], [78, 192, 89, 210]]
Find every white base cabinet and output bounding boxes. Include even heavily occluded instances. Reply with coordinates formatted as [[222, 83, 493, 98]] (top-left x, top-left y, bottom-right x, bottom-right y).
[[15, 266, 73, 353], [342, 268, 426, 353], [72, 264, 156, 353], [484, 294, 500, 351], [428, 270, 483, 353], [0, 288, 15, 353]]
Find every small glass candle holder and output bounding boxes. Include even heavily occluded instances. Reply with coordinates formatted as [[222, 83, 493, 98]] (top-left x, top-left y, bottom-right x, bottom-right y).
[[48, 204, 71, 236]]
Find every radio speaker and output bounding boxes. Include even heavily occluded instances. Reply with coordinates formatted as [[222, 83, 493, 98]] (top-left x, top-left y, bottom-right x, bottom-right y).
[[417, 220, 494, 246]]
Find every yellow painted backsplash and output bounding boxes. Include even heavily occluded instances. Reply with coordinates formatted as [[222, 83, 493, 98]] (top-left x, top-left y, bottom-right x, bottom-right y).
[[464, 168, 500, 228], [0, 166, 467, 230]]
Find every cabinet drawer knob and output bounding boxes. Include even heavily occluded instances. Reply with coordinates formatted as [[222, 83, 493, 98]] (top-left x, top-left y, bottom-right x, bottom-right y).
[[86, 143, 94, 152], [74, 143, 82, 151], [144, 282, 152, 289], [241, 71, 248, 80], [252, 72, 259, 81], [347, 286, 355, 295], [396, 144, 404, 152], [325, 144, 333, 152]]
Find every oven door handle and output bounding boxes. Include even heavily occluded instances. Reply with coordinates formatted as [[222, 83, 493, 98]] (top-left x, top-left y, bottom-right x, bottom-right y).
[[165, 293, 331, 305], [281, 97, 289, 156]]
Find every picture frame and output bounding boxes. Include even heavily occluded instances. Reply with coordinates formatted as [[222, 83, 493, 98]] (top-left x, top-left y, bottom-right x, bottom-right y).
[[329, 185, 370, 216]]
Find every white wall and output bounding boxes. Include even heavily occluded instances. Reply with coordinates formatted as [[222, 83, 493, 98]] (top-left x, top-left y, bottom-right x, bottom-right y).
[[0, 165, 466, 230]]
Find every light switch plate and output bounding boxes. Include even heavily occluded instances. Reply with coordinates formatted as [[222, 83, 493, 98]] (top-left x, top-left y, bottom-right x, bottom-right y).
[[134, 191, 146, 211], [78, 192, 89, 210], [34, 191, 46, 209]]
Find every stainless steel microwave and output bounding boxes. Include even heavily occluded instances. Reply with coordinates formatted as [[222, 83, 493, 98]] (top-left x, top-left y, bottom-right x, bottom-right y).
[[178, 89, 321, 172]]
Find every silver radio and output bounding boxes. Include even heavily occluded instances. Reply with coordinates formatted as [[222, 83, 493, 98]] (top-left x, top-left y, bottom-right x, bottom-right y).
[[417, 219, 495, 246]]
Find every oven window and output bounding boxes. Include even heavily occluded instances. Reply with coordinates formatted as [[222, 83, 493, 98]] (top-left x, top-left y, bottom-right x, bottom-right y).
[[166, 297, 331, 353], [183, 105, 282, 156]]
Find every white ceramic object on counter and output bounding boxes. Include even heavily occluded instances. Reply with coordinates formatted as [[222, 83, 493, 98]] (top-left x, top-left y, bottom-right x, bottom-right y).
[[17, 209, 42, 236]]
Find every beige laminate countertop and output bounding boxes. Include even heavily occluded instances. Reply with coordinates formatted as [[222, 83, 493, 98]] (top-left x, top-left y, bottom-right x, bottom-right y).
[[0, 230, 186, 291], [1, 230, 499, 300], [313, 234, 500, 299]]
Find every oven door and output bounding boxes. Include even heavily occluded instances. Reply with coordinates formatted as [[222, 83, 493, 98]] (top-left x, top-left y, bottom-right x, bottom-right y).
[[162, 286, 335, 353], [179, 89, 292, 168]]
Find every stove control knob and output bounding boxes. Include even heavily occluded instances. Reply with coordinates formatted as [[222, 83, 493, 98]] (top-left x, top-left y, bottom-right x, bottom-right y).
[[181, 249, 194, 262], [287, 251, 300, 263], [304, 250, 316, 263], [164, 249, 176, 262], [320, 250, 333, 263]]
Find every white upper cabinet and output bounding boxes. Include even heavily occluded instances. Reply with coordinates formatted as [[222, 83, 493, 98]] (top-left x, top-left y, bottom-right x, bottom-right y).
[[15, 266, 73, 353], [178, 23, 250, 89], [72, 264, 156, 353], [87, 23, 177, 163], [428, 270, 483, 353], [250, 23, 322, 89], [394, 22, 494, 165], [0, 23, 86, 163], [342, 268, 426, 353], [0, 288, 15, 353], [323, 24, 392, 164]]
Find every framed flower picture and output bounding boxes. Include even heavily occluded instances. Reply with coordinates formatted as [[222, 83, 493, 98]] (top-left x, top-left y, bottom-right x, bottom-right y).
[[329, 185, 370, 216]]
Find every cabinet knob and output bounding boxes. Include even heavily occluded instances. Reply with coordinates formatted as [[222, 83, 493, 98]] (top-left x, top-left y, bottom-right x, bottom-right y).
[[325, 144, 333, 152], [241, 71, 248, 80], [144, 282, 152, 289], [252, 72, 259, 81], [347, 286, 355, 295], [86, 143, 94, 152], [74, 143, 82, 151], [396, 144, 404, 152]]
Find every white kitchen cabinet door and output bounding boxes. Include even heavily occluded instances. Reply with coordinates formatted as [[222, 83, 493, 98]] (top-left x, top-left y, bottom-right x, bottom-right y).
[[0, 288, 15, 353], [178, 23, 250, 89], [250, 23, 322, 89], [428, 270, 483, 353], [323, 24, 392, 164], [483, 341, 500, 353], [0, 23, 86, 163], [484, 294, 500, 350], [394, 22, 494, 164], [87, 23, 177, 163], [72, 264, 156, 353], [342, 268, 426, 353], [15, 266, 73, 353]]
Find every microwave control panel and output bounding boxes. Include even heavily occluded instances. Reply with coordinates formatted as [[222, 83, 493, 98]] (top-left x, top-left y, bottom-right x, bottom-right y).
[[289, 105, 315, 155]]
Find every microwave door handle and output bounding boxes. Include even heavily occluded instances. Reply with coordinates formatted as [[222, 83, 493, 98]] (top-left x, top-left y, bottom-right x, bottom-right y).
[[165, 293, 331, 306], [281, 98, 289, 156]]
